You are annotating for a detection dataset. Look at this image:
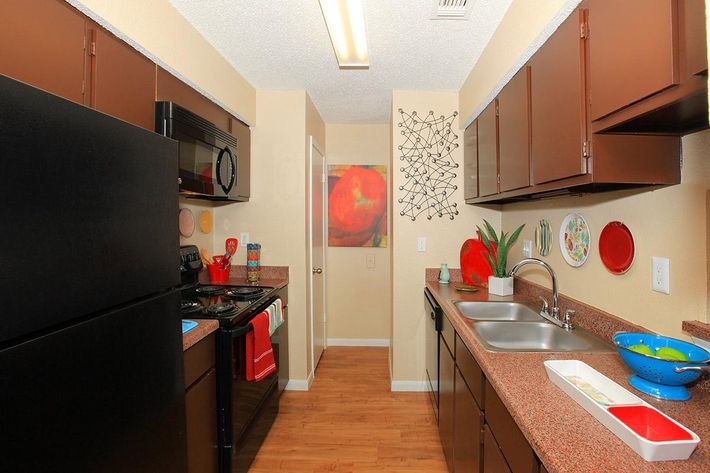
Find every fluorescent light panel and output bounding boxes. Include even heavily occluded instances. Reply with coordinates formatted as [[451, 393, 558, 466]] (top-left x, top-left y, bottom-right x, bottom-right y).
[[319, 0, 369, 68]]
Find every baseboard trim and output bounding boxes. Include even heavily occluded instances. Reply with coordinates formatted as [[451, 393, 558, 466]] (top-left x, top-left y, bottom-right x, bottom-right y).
[[327, 338, 390, 347], [285, 371, 314, 391], [390, 380, 430, 392]]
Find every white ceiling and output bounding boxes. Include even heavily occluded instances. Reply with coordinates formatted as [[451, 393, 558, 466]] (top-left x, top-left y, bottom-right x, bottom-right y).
[[169, 0, 513, 123]]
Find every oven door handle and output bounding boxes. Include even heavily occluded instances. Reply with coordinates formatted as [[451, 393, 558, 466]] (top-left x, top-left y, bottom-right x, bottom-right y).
[[224, 296, 280, 339]]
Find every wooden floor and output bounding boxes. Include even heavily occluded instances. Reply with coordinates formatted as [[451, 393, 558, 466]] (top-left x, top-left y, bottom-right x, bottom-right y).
[[249, 347, 448, 472]]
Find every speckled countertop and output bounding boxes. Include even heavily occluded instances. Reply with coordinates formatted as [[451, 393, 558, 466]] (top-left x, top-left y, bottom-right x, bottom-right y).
[[182, 319, 219, 351], [426, 281, 710, 473]]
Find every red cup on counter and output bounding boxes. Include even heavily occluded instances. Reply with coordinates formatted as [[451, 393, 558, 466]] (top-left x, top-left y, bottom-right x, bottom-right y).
[[207, 263, 230, 283]]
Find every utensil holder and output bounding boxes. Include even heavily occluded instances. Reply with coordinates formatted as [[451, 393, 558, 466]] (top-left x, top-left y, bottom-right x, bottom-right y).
[[246, 243, 261, 282], [207, 263, 230, 283]]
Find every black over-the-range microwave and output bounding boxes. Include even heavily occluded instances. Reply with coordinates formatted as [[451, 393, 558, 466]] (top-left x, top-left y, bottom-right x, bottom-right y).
[[156, 101, 249, 202]]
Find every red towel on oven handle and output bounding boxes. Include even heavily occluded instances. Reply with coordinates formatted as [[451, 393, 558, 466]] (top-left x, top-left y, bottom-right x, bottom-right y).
[[245, 311, 276, 382]]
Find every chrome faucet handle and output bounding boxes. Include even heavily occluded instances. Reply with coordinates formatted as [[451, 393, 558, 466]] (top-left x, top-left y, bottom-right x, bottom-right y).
[[563, 309, 576, 330], [538, 296, 549, 314]]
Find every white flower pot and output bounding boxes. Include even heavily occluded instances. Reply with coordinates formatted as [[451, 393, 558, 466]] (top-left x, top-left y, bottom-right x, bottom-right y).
[[488, 276, 514, 296]]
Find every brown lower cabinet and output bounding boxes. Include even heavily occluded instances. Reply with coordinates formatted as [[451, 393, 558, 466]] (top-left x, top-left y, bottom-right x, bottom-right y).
[[483, 425, 512, 473], [454, 367, 483, 473], [184, 333, 218, 473], [439, 333, 456, 473], [433, 314, 545, 473]]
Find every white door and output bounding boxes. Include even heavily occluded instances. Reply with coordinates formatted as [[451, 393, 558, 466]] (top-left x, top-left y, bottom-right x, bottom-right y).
[[309, 136, 326, 372]]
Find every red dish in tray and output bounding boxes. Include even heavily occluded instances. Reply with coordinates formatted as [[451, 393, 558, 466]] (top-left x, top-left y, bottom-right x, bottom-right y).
[[607, 406, 694, 442], [598, 221, 635, 274]]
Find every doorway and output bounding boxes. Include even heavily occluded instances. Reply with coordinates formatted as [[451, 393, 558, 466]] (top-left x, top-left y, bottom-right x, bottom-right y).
[[309, 136, 327, 375]]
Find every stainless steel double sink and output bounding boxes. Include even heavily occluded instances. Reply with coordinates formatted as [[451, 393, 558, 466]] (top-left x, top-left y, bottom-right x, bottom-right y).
[[453, 301, 613, 353]]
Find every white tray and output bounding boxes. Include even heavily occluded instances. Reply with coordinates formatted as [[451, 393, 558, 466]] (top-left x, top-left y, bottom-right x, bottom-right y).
[[544, 360, 700, 461]]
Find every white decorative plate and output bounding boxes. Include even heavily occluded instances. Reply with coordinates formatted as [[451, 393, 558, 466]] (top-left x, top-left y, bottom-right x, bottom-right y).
[[559, 213, 591, 267]]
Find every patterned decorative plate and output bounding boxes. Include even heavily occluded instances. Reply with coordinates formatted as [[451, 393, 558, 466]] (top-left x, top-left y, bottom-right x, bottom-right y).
[[559, 213, 591, 267], [535, 219, 553, 257]]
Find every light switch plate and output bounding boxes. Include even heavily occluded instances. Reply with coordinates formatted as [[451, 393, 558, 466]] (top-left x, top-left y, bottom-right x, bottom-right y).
[[417, 237, 426, 252], [522, 239, 532, 258], [651, 256, 670, 294], [240, 232, 249, 247], [366, 254, 375, 270]]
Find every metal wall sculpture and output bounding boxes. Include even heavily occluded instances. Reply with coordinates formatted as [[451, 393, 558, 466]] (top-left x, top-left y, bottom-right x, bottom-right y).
[[396, 109, 460, 221]]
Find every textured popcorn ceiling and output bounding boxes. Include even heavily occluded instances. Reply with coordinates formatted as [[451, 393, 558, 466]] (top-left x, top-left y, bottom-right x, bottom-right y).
[[169, 0, 513, 123]]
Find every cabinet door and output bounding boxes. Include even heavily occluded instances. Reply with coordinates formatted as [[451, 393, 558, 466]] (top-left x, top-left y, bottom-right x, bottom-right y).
[[156, 67, 230, 132], [463, 121, 479, 200], [477, 101, 498, 196], [0, 0, 86, 104], [185, 368, 218, 473], [483, 425, 511, 473], [230, 116, 251, 199], [530, 8, 587, 185], [88, 25, 156, 130], [680, 0, 708, 77], [454, 368, 483, 473], [439, 336, 455, 473], [589, 0, 679, 120], [498, 66, 531, 192]]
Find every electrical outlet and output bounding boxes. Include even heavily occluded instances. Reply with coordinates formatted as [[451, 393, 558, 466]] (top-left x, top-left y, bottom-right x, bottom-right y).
[[240, 233, 249, 247], [366, 254, 376, 270], [651, 256, 670, 294], [417, 237, 426, 252], [522, 239, 532, 258]]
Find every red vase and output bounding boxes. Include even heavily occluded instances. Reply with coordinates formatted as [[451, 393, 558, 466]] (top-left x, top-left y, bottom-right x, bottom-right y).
[[460, 232, 496, 287]]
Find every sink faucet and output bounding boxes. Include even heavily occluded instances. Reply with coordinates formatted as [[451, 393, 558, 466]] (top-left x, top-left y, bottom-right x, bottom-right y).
[[509, 258, 575, 330]]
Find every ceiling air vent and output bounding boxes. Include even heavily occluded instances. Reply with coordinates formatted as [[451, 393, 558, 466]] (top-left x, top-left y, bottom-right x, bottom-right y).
[[431, 0, 472, 20]]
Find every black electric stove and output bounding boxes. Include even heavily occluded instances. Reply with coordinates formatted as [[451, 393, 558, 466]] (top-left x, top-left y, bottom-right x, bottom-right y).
[[180, 283, 275, 326]]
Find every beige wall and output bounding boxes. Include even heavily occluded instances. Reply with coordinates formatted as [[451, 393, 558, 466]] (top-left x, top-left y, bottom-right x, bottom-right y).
[[325, 124, 391, 342], [69, 0, 256, 124], [459, 0, 578, 126], [214, 90, 318, 384], [390, 91, 501, 385], [503, 129, 710, 338], [178, 198, 214, 252]]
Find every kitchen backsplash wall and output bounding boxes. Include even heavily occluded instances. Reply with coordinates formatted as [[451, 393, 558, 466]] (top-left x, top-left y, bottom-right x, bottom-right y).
[[503, 129, 710, 339], [178, 198, 214, 253], [325, 123, 391, 344]]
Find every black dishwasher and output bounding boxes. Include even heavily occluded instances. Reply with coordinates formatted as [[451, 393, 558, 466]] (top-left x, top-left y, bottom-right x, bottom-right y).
[[424, 288, 442, 420]]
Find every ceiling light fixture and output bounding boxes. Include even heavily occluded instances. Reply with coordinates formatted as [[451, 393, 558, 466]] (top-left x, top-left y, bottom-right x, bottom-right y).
[[319, 0, 369, 69]]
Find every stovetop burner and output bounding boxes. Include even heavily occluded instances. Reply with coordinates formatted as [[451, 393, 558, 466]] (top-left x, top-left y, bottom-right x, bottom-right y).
[[204, 301, 238, 317], [195, 285, 226, 296], [180, 300, 203, 316], [180, 283, 277, 325], [224, 286, 266, 300]]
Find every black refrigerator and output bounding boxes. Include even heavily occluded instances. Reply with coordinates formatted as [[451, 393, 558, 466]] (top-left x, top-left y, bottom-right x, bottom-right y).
[[0, 74, 188, 472]]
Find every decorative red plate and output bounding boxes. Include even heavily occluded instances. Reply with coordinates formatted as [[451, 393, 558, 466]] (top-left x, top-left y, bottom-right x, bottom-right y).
[[460, 232, 495, 287], [599, 221, 634, 274]]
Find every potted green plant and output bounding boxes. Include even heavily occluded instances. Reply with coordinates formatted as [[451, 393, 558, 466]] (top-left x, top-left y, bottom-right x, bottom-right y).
[[476, 219, 525, 296]]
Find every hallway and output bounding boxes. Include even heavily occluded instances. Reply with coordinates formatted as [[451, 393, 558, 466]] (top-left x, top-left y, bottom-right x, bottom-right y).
[[249, 347, 448, 472]]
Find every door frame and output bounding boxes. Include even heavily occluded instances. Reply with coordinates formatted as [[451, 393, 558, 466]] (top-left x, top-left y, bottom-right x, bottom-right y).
[[308, 135, 327, 378]]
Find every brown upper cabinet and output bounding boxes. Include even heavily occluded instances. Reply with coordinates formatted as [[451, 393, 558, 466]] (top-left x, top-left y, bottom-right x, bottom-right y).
[[156, 67, 231, 133], [590, 0, 708, 134], [498, 66, 531, 192], [530, 8, 587, 186], [681, 0, 708, 78], [464, 0, 693, 205], [589, 0, 679, 121], [463, 121, 479, 200], [87, 23, 156, 130], [477, 101, 498, 197], [1, 0, 87, 105]]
